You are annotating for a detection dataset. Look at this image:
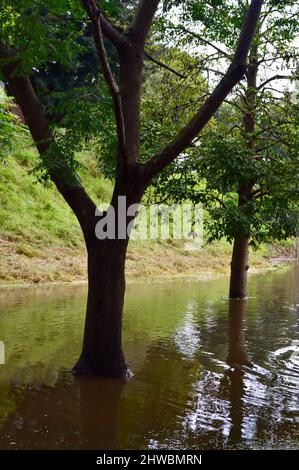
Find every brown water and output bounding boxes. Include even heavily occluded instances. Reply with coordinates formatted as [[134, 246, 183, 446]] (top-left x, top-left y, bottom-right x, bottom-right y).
[[0, 265, 298, 450]]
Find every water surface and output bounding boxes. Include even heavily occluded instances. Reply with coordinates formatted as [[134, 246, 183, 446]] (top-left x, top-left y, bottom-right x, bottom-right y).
[[0, 266, 298, 449]]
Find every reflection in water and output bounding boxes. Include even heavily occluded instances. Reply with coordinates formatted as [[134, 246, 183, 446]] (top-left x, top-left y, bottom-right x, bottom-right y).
[[0, 265, 298, 449], [227, 299, 252, 368], [225, 299, 251, 445], [78, 377, 125, 450], [0, 375, 125, 449]]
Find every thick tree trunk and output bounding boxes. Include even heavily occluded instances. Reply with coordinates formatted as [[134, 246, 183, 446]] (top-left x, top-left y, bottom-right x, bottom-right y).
[[229, 234, 250, 299], [73, 238, 129, 378], [73, 169, 146, 378]]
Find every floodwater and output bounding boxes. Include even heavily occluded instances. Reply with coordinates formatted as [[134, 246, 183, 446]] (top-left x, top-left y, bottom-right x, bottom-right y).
[[0, 265, 298, 450]]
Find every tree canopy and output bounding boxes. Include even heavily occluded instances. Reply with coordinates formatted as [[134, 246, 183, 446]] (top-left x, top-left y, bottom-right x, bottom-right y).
[[151, 0, 299, 248]]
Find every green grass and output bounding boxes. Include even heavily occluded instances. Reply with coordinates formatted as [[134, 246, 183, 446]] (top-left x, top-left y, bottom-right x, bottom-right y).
[[0, 146, 112, 248], [0, 145, 296, 284]]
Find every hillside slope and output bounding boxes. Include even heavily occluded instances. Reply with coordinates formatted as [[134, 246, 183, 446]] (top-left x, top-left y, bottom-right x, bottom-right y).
[[0, 147, 294, 285]]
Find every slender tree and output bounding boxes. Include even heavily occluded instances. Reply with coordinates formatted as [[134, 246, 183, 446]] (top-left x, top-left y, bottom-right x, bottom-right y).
[[152, 0, 299, 299], [0, 0, 263, 377]]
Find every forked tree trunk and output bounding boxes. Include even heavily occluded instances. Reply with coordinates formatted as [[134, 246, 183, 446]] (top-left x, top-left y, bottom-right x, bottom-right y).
[[229, 234, 250, 299], [73, 172, 145, 378]]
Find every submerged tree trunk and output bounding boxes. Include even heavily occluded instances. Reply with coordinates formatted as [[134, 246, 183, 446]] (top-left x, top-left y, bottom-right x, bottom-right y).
[[73, 238, 129, 378], [73, 171, 145, 378], [229, 234, 250, 299]]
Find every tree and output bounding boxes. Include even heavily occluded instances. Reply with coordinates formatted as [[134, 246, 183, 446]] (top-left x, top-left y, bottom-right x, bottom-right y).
[[152, 0, 299, 299], [0, 0, 263, 377]]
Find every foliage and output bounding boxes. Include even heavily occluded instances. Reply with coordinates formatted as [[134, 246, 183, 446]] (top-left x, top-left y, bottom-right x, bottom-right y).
[[153, 98, 299, 245], [150, 0, 299, 247], [140, 49, 208, 161], [0, 89, 26, 159], [0, 1, 117, 180], [1, 0, 298, 248], [0, 1, 144, 181]]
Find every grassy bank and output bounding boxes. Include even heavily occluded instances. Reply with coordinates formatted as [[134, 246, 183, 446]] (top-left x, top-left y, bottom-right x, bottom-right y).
[[0, 147, 296, 285]]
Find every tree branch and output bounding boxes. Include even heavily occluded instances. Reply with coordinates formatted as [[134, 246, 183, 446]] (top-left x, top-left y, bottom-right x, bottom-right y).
[[258, 74, 294, 90], [100, 14, 124, 46], [82, 0, 125, 48], [223, 99, 245, 113], [143, 0, 264, 180], [129, 0, 160, 46], [207, 193, 227, 208], [82, 0, 127, 165], [144, 51, 186, 79], [178, 26, 231, 58], [251, 189, 268, 199], [201, 66, 226, 77]]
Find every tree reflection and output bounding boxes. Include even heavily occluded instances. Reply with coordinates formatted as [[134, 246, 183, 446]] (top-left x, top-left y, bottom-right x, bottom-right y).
[[77, 376, 125, 449], [226, 299, 252, 445], [0, 374, 125, 449], [227, 299, 252, 368]]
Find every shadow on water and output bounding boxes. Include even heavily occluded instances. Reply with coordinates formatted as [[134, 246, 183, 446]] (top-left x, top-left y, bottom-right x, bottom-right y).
[[0, 375, 125, 449], [0, 265, 298, 449]]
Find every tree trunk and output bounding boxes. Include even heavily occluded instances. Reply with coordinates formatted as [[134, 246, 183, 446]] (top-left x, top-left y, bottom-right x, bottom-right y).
[[73, 238, 129, 378], [73, 170, 146, 378], [229, 234, 249, 299], [228, 43, 257, 301]]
